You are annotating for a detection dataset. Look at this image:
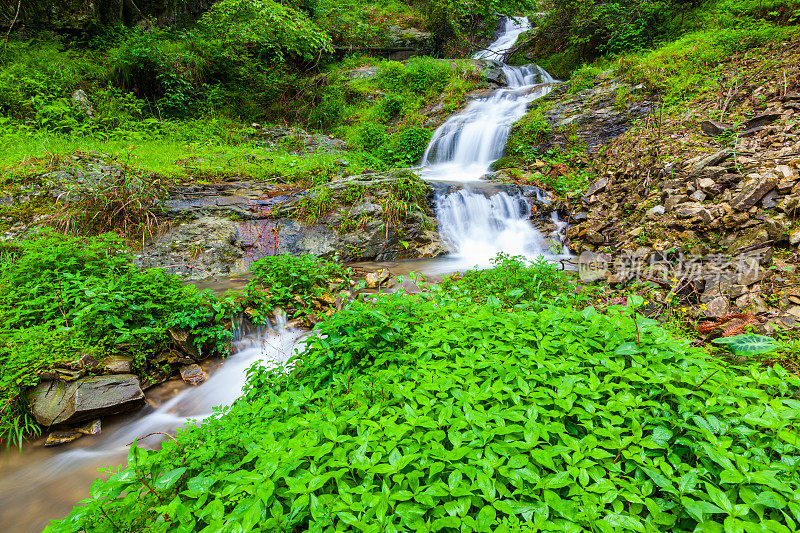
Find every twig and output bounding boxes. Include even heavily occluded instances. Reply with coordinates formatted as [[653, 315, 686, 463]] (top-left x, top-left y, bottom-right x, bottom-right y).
[[1, 0, 21, 63], [691, 370, 720, 391], [126, 431, 179, 447]]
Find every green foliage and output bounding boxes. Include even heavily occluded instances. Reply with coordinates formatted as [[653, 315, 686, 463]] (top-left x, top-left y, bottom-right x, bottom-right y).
[[0, 233, 232, 445], [200, 0, 333, 61], [713, 334, 782, 357], [379, 126, 433, 166], [436, 253, 575, 309], [245, 254, 351, 320], [49, 256, 800, 532]]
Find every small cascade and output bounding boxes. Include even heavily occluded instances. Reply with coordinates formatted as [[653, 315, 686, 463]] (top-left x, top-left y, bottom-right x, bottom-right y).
[[419, 16, 555, 182], [418, 16, 570, 267], [0, 326, 304, 533], [435, 187, 568, 268]]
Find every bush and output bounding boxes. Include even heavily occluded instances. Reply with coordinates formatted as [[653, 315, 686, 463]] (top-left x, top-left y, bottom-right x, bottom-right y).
[[0, 233, 233, 446], [49, 257, 800, 532], [379, 126, 433, 166], [244, 254, 352, 320]]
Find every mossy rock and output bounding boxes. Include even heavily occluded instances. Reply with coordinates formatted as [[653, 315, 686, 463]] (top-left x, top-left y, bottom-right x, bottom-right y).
[[489, 156, 520, 171]]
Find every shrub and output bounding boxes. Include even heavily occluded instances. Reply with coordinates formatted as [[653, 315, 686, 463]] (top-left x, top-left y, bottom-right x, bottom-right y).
[[244, 254, 351, 320], [380, 126, 433, 167], [0, 233, 233, 446]]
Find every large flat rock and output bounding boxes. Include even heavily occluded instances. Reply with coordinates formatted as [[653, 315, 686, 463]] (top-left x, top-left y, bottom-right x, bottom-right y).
[[28, 374, 145, 427]]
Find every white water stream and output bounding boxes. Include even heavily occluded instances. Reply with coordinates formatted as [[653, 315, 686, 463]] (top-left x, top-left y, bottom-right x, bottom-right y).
[[421, 16, 568, 268], [0, 326, 304, 533]]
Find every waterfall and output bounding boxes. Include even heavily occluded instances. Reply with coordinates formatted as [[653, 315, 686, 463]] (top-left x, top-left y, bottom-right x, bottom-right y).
[[420, 17, 555, 182], [420, 16, 568, 266], [435, 187, 553, 267]]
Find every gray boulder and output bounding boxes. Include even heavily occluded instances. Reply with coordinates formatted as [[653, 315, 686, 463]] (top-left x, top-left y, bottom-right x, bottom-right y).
[[28, 375, 145, 427]]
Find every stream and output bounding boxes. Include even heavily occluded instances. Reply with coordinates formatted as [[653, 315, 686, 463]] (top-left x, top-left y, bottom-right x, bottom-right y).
[[0, 16, 567, 531]]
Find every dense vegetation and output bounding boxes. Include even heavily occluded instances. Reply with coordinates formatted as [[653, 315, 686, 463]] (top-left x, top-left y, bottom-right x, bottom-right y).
[[515, 0, 800, 78], [0, 231, 350, 447], [49, 258, 800, 532]]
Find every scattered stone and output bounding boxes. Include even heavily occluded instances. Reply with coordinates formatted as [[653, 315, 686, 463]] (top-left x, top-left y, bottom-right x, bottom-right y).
[[731, 175, 777, 211], [665, 195, 688, 212], [45, 430, 83, 447], [689, 190, 707, 202], [703, 296, 730, 318], [578, 251, 612, 283], [691, 149, 733, 174], [645, 205, 665, 217], [791, 227, 800, 246], [102, 355, 133, 374], [762, 190, 779, 209], [742, 112, 781, 131], [765, 214, 791, 240], [700, 120, 733, 136], [365, 269, 391, 289], [778, 194, 800, 217], [28, 375, 146, 426], [584, 178, 609, 199], [180, 364, 208, 386], [697, 177, 716, 191], [774, 164, 796, 180]]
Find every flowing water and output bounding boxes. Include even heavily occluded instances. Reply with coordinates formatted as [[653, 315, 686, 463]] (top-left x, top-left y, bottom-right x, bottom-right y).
[[0, 326, 305, 532], [0, 16, 571, 531], [421, 16, 568, 268]]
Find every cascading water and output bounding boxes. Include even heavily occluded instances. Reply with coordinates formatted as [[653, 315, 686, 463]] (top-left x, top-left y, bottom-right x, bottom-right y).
[[420, 17, 555, 182], [0, 325, 305, 533], [420, 16, 569, 266]]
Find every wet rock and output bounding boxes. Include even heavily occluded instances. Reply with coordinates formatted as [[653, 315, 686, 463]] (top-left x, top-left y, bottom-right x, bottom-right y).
[[44, 430, 83, 447], [475, 59, 508, 85], [29, 375, 145, 426], [365, 269, 391, 289], [700, 120, 732, 136], [169, 329, 201, 360], [731, 175, 777, 211], [75, 419, 101, 435], [180, 364, 208, 386], [102, 355, 133, 374]]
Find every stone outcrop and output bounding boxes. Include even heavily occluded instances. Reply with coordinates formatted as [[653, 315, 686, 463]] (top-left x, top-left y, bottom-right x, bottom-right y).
[[28, 375, 145, 427], [137, 169, 447, 278]]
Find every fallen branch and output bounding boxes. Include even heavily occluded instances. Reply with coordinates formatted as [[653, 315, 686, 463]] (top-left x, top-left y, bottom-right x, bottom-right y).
[[1, 0, 21, 63]]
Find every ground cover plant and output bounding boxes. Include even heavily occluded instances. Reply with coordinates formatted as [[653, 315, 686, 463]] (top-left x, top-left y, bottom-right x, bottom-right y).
[[0, 235, 349, 448], [48, 257, 800, 532]]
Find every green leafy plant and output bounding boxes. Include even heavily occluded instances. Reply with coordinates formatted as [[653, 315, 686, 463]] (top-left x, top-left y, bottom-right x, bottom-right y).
[[712, 334, 782, 357]]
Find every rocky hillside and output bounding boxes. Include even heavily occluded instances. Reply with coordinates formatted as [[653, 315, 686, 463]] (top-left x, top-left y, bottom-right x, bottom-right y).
[[503, 34, 800, 338]]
